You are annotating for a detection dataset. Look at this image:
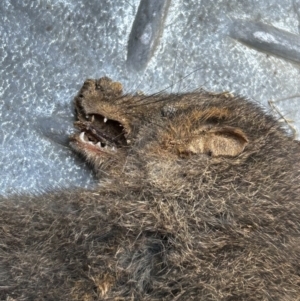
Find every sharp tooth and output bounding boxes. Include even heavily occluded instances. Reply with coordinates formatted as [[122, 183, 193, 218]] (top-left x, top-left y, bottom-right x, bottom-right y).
[[104, 117, 107, 123], [91, 115, 95, 122], [79, 132, 85, 142], [88, 141, 94, 145], [112, 146, 116, 152], [104, 145, 108, 149], [96, 142, 101, 148]]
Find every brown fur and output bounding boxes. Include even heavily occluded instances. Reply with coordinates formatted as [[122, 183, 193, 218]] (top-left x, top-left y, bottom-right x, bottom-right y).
[[1, 77, 300, 300]]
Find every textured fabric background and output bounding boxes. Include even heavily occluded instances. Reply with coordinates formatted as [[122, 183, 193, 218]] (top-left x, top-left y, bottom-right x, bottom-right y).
[[1, 0, 300, 195]]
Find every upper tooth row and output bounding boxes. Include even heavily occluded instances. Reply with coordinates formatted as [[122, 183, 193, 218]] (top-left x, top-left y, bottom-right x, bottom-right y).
[[86, 116, 108, 123], [85, 115, 108, 122]]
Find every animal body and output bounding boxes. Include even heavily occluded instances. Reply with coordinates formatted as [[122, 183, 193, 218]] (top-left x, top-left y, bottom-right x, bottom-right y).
[[1, 77, 300, 300]]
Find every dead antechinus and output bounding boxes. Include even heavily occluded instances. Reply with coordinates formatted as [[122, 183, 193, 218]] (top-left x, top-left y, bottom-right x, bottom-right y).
[[1, 77, 300, 300]]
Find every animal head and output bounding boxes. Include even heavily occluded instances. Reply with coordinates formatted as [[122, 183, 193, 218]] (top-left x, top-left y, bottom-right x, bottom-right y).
[[70, 77, 296, 195]]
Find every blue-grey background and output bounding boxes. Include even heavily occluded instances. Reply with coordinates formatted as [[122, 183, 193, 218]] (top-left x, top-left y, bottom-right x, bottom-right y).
[[1, 0, 300, 195]]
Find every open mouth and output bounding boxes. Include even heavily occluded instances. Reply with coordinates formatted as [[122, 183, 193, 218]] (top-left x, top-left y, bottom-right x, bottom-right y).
[[72, 113, 127, 154]]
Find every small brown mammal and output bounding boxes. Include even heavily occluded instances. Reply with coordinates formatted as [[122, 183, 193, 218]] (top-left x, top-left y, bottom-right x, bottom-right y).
[[1, 77, 300, 300]]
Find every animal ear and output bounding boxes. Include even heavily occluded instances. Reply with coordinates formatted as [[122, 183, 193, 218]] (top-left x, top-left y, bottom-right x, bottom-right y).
[[187, 126, 248, 157]]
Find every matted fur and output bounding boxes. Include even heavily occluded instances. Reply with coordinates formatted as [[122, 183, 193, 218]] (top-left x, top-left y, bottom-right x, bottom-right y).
[[1, 77, 300, 300]]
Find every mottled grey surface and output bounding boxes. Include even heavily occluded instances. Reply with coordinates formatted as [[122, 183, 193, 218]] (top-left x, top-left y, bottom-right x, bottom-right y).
[[1, 0, 300, 195]]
